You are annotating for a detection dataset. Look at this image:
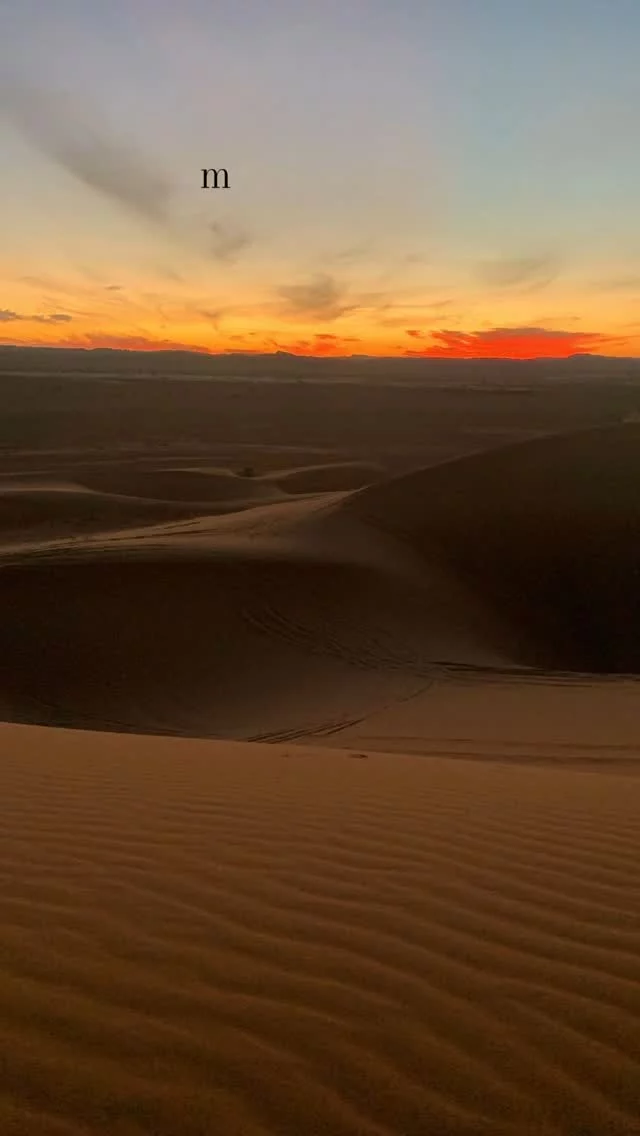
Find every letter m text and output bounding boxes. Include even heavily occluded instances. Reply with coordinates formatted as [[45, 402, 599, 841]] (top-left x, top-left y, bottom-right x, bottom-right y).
[[202, 168, 230, 189]]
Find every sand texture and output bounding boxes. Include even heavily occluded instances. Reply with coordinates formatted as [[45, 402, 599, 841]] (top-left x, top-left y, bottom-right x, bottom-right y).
[[1, 724, 639, 1136]]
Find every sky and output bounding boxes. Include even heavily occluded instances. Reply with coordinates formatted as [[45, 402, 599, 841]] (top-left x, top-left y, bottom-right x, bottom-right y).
[[1, 0, 640, 358]]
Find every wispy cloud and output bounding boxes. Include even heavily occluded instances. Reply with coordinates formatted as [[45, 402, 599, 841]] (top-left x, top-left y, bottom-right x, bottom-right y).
[[276, 274, 357, 321], [406, 325, 616, 359], [0, 308, 72, 323], [596, 274, 640, 291], [155, 266, 185, 284], [267, 332, 361, 355], [325, 241, 372, 265], [378, 299, 457, 329], [20, 274, 75, 294], [209, 221, 252, 263], [476, 255, 558, 290], [1, 76, 171, 222], [43, 333, 211, 353], [197, 306, 227, 328]]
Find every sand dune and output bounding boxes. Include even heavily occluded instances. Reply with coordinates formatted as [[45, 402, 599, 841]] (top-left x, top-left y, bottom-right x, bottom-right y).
[[77, 466, 286, 503], [0, 545, 509, 737], [259, 460, 385, 494], [1, 423, 640, 1134], [0, 722, 638, 1135], [321, 669, 640, 767], [77, 461, 384, 501], [0, 483, 218, 544], [346, 423, 640, 674], [0, 456, 378, 549], [1, 424, 638, 739]]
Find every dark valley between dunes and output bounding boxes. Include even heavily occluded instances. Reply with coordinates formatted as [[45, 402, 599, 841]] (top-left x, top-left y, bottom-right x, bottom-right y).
[[2, 422, 640, 741]]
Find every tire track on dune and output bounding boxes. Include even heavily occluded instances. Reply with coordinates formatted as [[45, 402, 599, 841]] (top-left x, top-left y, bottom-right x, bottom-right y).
[[435, 662, 640, 687], [246, 679, 438, 745], [240, 594, 435, 677]]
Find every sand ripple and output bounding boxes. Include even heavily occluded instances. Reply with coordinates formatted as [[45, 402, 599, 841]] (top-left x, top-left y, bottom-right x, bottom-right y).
[[0, 725, 638, 1135]]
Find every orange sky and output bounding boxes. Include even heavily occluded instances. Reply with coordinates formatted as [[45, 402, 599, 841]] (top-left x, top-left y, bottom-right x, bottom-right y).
[[3, 311, 639, 360], [2, 261, 639, 359]]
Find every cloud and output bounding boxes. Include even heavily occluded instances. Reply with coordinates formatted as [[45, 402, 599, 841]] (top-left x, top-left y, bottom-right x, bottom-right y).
[[326, 241, 372, 265], [22, 273, 114, 300], [1, 77, 170, 222], [378, 300, 457, 329], [405, 326, 616, 359], [0, 308, 72, 323], [209, 222, 252, 263], [476, 256, 558, 290], [156, 266, 185, 283], [43, 333, 212, 353], [197, 307, 226, 328], [267, 333, 362, 356], [276, 274, 356, 321], [355, 290, 394, 312], [597, 275, 640, 291], [21, 274, 69, 292]]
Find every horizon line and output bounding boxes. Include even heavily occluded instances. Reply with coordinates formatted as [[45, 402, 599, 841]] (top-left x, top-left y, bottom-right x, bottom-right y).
[[1, 345, 640, 363]]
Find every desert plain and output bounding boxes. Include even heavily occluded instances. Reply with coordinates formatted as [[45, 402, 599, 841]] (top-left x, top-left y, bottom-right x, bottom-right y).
[[0, 350, 639, 1135]]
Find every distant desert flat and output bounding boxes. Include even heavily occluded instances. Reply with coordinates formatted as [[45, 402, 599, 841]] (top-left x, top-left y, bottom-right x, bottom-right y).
[[1, 422, 639, 1134]]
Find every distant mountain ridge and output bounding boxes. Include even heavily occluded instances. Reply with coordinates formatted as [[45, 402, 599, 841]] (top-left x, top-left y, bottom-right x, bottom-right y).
[[1, 344, 639, 382]]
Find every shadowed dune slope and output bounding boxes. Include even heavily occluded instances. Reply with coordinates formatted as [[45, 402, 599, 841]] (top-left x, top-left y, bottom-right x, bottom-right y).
[[0, 547, 509, 737], [0, 485, 216, 541], [0, 723, 639, 1136], [78, 467, 285, 503], [344, 423, 640, 674]]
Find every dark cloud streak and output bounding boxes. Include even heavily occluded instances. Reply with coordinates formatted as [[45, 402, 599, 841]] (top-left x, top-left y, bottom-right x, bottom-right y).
[[0, 308, 72, 323], [209, 222, 252, 263], [1, 75, 171, 223], [276, 274, 357, 321]]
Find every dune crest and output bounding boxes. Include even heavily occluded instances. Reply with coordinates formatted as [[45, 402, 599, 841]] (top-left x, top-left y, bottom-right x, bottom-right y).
[[78, 466, 284, 503]]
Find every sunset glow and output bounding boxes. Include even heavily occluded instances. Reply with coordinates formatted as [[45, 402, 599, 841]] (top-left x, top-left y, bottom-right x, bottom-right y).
[[1, 2, 640, 360]]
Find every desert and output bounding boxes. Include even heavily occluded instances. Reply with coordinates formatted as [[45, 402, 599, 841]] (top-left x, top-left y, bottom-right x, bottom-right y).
[[4, 0, 640, 1127], [0, 353, 639, 1134]]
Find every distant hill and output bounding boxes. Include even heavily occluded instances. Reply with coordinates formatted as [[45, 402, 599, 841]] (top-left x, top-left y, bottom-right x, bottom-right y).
[[1, 345, 639, 383]]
